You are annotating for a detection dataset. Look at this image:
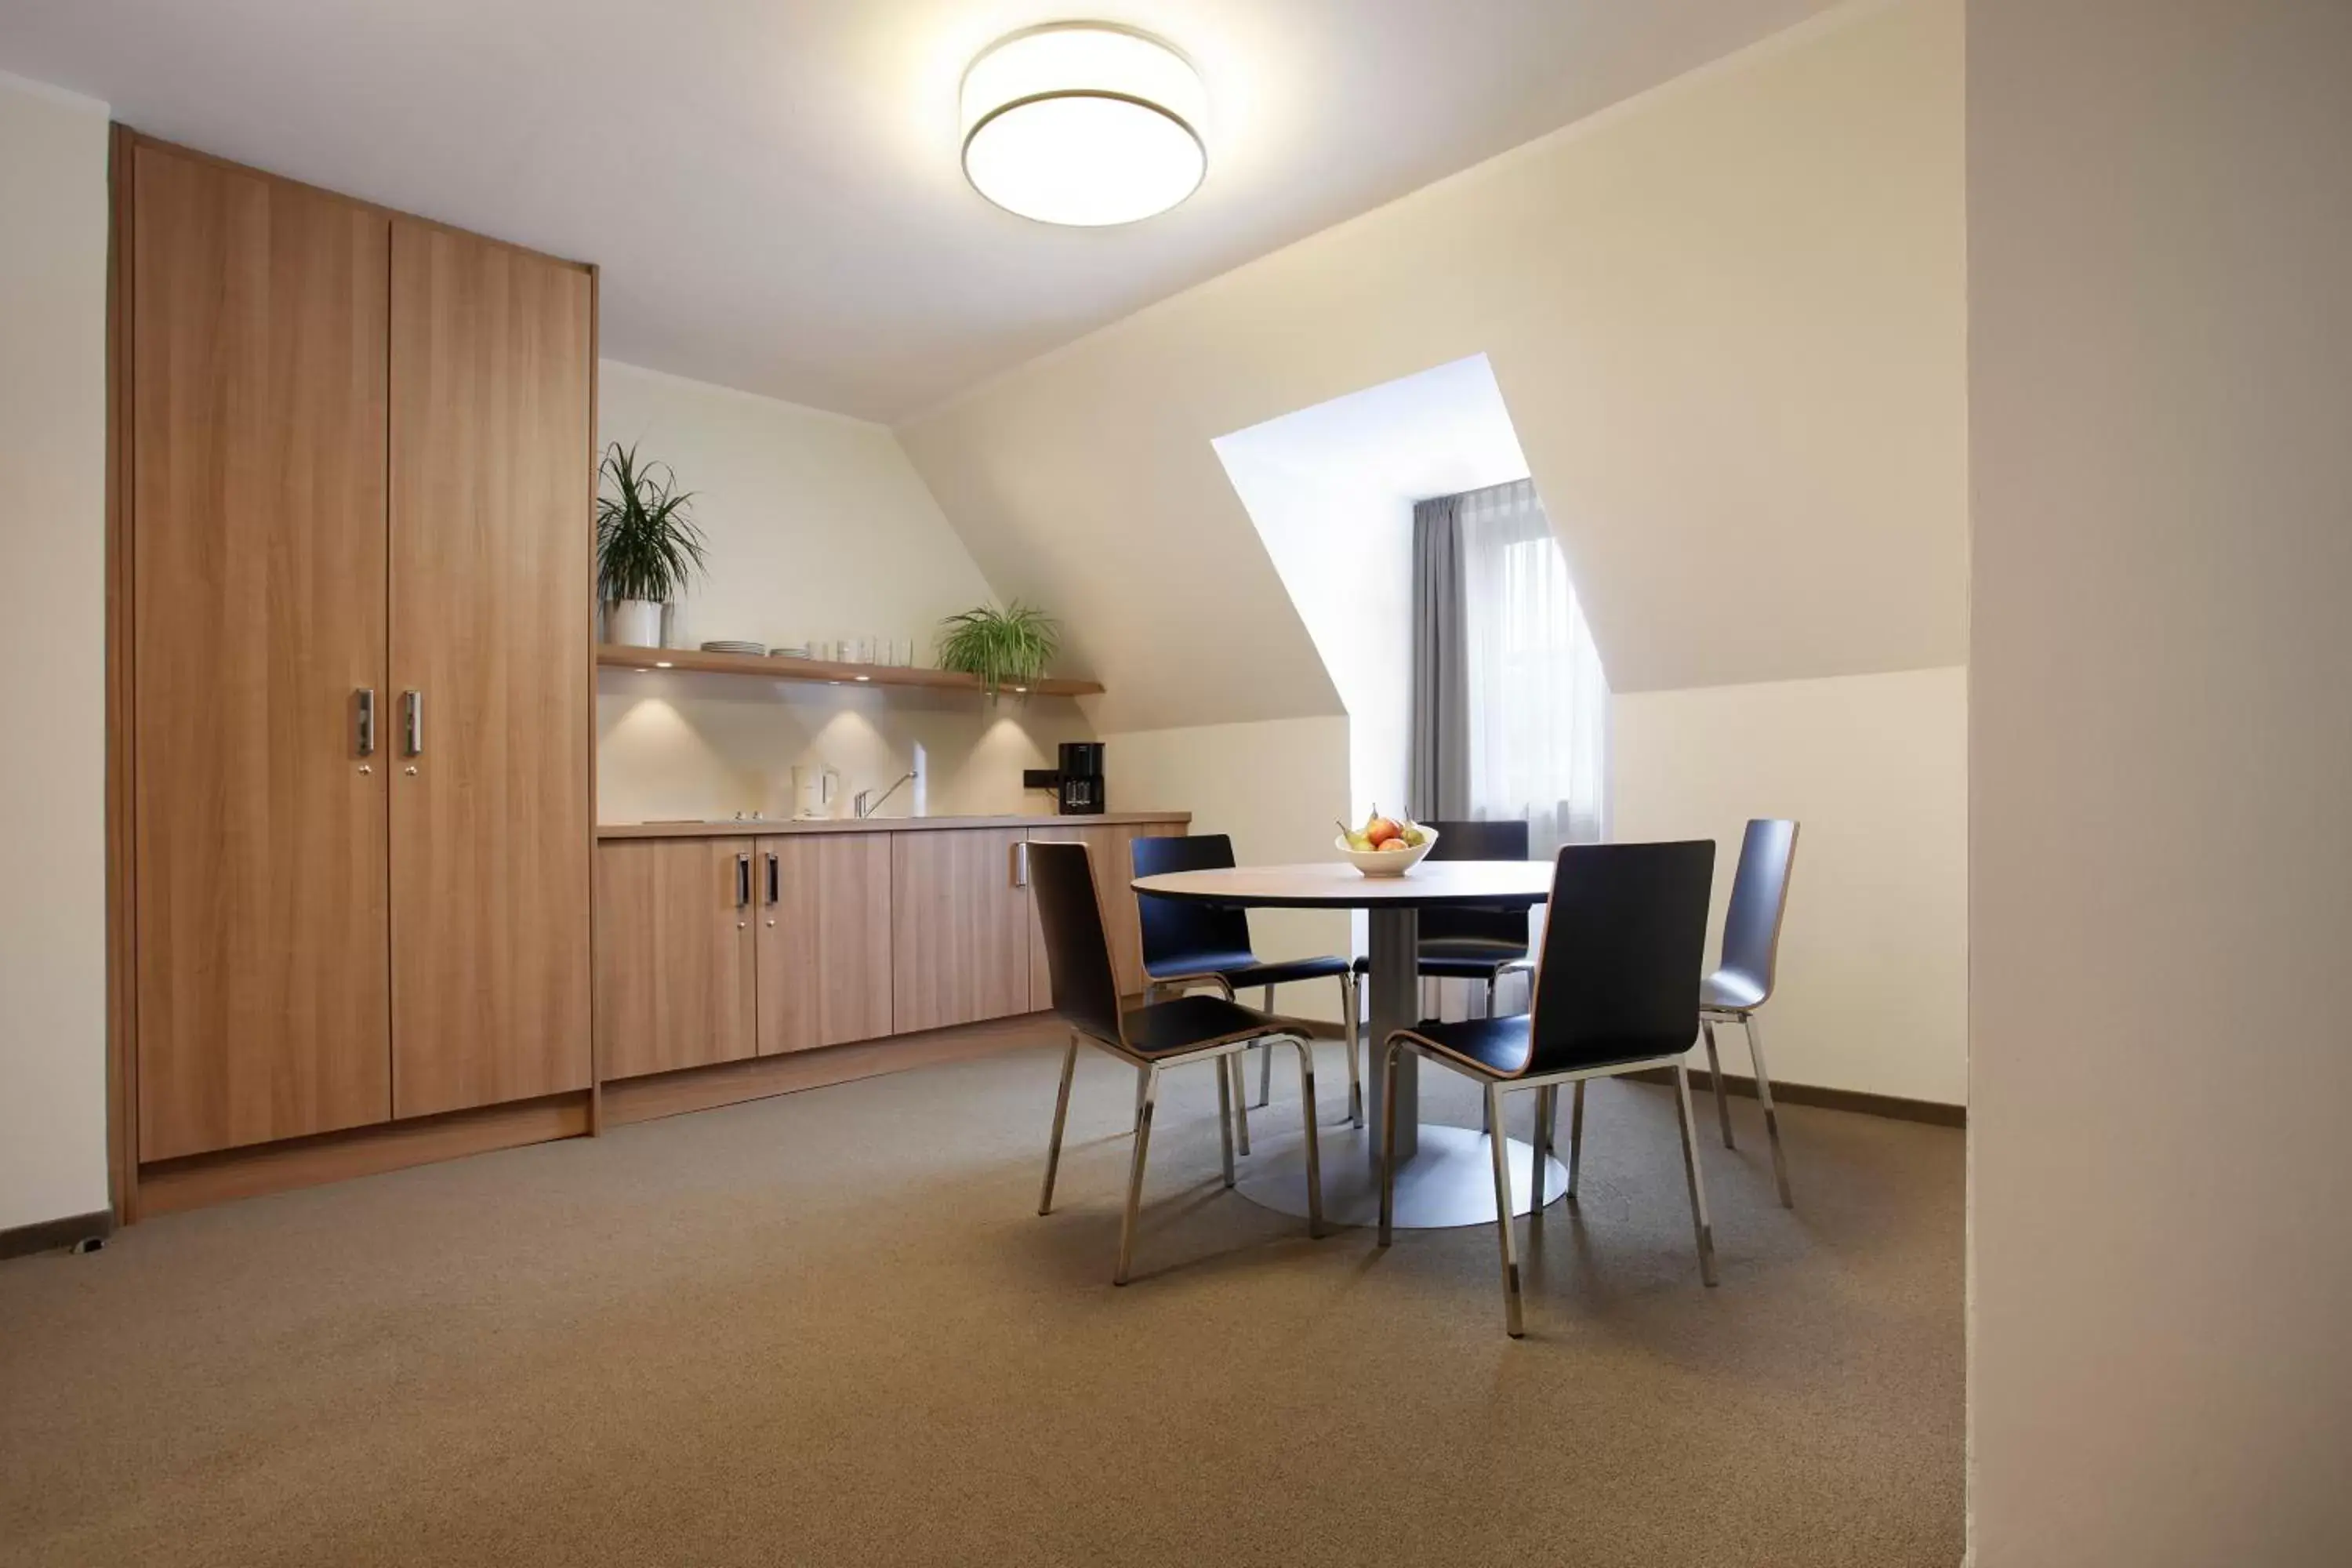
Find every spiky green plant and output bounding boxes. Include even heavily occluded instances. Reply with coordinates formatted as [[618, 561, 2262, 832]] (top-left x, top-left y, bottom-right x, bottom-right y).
[[935, 603, 1062, 700], [596, 442, 708, 606]]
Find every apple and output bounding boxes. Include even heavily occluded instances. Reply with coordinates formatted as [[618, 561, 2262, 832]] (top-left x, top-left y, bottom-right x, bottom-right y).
[[1377, 837, 1410, 852], [1363, 815, 1403, 844]]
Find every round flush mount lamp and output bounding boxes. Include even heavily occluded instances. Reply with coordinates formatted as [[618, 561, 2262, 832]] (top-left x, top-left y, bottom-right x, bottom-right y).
[[960, 23, 1207, 227]]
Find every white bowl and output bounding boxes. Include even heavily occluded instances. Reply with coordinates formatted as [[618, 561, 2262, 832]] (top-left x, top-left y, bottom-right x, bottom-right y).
[[1335, 827, 1437, 877]]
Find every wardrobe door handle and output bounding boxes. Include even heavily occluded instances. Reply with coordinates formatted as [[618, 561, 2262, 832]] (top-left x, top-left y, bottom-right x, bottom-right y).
[[765, 851, 780, 906], [736, 852, 752, 909], [1011, 840, 1029, 887], [401, 690, 423, 757], [355, 688, 376, 757]]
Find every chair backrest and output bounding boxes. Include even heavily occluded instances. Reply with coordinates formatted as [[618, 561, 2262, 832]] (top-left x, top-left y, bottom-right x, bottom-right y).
[[1130, 833, 1255, 975], [1418, 818, 1530, 948], [1029, 840, 1123, 1043], [1716, 818, 1800, 1003], [1522, 840, 1716, 1076]]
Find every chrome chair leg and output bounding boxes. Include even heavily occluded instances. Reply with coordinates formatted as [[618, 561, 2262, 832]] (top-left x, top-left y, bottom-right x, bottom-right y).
[[1340, 970, 1363, 1127], [1290, 1036, 1326, 1238], [1701, 1018, 1736, 1149], [1039, 1033, 1078, 1216], [1377, 1040, 1403, 1247], [1486, 1082, 1525, 1337], [1115, 1065, 1161, 1286], [1257, 984, 1276, 1106], [1566, 1081, 1585, 1204], [1742, 1013, 1794, 1207], [1669, 1061, 1719, 1287], [1529, 1085, 1552, 1214], [1229, 1053, 1252, 1156], [1216, 1050, 1236, 1189]]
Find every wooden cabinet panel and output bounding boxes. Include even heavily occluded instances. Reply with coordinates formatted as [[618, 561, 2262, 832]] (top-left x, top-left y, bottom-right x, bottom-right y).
[[1027, 822, 1173, 1010], [756, 834, 893, 1054], [130, 143, 394, 1160], [387, 220, 594, 1117], [891, 829, 1031, 1033], [595, 840, 757, 1080]]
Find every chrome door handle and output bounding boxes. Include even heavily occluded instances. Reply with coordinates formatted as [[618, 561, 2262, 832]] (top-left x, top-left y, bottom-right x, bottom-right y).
[[765, 851, 780, 906], [1011, 840, 1030, 887], [736, 851, 752, 909], [355, 688, 376, 757], [401, 690, 423, 757]]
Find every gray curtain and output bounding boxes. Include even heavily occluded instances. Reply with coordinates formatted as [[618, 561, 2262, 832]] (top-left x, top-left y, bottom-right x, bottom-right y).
[[1408, 494, 1470, 821]]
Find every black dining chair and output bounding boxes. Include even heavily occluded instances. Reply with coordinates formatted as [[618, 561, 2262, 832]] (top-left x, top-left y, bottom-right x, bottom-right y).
[[1698, 818, 1800, 1207], [1131, 833, 1362, 1135], [1376, 839, 1719, 1338], [1033, 840, 1325, 1285], [1352, 818, 1534, 1017]]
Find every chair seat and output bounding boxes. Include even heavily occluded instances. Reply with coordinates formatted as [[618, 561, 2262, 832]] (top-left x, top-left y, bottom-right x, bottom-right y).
[[1701, 969, 1766, 1012], [1351, 938, 1530, 980], [1145, 951, 1352, 991], [1116, 993, 1286, 1058], [1396, 1014, 1681, 1081]]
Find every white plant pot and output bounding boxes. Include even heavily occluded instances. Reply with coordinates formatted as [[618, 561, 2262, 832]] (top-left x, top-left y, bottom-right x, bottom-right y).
[[608, 599, 663, 648]]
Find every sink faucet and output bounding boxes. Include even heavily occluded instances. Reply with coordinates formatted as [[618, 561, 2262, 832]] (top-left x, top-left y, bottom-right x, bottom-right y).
[[855, 772, 916, 819]]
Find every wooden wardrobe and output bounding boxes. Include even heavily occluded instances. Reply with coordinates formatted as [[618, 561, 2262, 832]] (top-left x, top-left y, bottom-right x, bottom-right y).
[[115, 132, 595, 1183]]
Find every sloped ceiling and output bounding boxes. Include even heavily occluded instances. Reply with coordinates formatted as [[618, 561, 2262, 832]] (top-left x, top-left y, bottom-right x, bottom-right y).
[[898, 0, 1966, 731]]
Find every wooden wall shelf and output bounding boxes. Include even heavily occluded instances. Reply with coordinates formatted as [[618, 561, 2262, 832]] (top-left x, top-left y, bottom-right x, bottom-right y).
[[596, 644, 1104, 697]]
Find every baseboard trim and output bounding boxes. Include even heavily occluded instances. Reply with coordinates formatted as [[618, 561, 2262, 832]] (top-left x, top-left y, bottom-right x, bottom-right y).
[[1622, 1065, 1965, 1127], [0, 1208, 116, 1261], [601, 1014, 1046, 1128], [136, 1094, 593, 1218]]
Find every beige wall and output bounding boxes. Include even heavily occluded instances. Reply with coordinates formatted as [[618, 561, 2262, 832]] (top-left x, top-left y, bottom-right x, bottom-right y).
[[0, 74, 110, 1230], [1968, 0, 2352, 1561], [901, 0, 1965, 728], [596, 361, 1093, 822], [1615, 668, 1968, 1105]]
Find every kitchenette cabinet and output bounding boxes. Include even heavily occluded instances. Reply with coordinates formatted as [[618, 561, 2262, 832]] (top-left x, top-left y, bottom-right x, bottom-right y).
[[757, 833, 894, 1055], [592, 815, 1190, 1080]]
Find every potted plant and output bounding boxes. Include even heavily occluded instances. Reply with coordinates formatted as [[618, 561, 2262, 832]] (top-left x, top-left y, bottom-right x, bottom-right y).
[[597, 441, 708, 648], [935, 602, 1062, 699]]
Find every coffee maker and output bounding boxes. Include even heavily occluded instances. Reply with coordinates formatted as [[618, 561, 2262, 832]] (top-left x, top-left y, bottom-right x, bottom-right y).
[[1025, 742, 1105, 815]]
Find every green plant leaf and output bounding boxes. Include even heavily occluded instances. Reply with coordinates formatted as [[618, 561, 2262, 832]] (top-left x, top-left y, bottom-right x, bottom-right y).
[[597, 441, 708, 605], [934, 601, 1062, 699]]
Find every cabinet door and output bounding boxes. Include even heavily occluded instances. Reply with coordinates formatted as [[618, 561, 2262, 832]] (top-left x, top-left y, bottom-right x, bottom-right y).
[[387, 220, 594, 1116], [131, 143, 394, 1160], [756, 834, 893, 1054], [891, 829, 1031, 1033], [594, 840, 758, 1080], [1027, 823, 1160, 1011]]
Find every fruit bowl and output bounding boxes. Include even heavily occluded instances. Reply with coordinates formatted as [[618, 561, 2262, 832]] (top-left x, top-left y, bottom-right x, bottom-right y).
[[1334, 826, 1437, 877]]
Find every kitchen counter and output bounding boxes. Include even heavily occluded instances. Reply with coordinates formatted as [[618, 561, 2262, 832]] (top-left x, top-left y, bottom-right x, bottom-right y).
[[597, 811, 1191, 840]]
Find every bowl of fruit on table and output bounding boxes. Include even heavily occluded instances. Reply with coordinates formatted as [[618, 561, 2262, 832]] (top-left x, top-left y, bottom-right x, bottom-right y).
[[1335, 811, 1437, 876]]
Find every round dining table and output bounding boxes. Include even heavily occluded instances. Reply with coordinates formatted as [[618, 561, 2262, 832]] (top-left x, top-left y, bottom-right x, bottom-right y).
[[1130, 858, 1565, 1229]]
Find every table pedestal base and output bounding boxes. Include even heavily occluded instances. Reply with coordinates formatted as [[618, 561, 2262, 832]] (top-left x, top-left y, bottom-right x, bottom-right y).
[[1233, 1123, 1569, 1230]]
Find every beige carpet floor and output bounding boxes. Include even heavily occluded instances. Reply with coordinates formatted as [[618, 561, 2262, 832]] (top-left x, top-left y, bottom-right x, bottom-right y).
[[0, 1028, 1964, 1567]]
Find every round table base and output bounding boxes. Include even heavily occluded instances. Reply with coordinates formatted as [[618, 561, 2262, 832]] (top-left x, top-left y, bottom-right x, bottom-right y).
[[1233, 1123, 1569, 1230]]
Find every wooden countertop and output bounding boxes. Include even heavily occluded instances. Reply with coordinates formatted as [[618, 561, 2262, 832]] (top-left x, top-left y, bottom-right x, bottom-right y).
[[598, 811, 1192, 840]]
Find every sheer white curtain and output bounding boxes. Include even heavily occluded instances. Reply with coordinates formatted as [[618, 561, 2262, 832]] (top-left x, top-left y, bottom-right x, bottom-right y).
[[1458, 479, 1609, 862]]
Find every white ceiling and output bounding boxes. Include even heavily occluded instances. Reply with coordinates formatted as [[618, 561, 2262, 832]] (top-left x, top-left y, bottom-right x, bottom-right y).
[[0, 0, 1838, 420]]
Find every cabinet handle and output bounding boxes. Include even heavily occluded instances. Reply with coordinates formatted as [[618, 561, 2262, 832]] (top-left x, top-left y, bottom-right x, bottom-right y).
[[401, 690, 423, 757], [355, 688, 376, 757], [765, 851, 779, 906], [735, 851, 752, 909], [1011, 840, 1029, 887]]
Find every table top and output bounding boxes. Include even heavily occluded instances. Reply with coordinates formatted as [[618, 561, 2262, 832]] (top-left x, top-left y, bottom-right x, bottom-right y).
[[1131, 860, 1552, 909]]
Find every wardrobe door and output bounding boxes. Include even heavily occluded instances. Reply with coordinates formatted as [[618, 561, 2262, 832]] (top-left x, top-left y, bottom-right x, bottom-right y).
[[131, 145, 393, 1160], [387, 220, 593, 1117]]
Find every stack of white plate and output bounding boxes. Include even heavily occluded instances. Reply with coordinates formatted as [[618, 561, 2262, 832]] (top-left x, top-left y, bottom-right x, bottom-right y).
[[768, 644, 811, 659], [699, 640, 766, 655]]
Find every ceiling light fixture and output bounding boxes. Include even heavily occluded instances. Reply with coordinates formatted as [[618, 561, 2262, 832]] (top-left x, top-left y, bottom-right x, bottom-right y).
[[960, 23, 1206, 227]]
